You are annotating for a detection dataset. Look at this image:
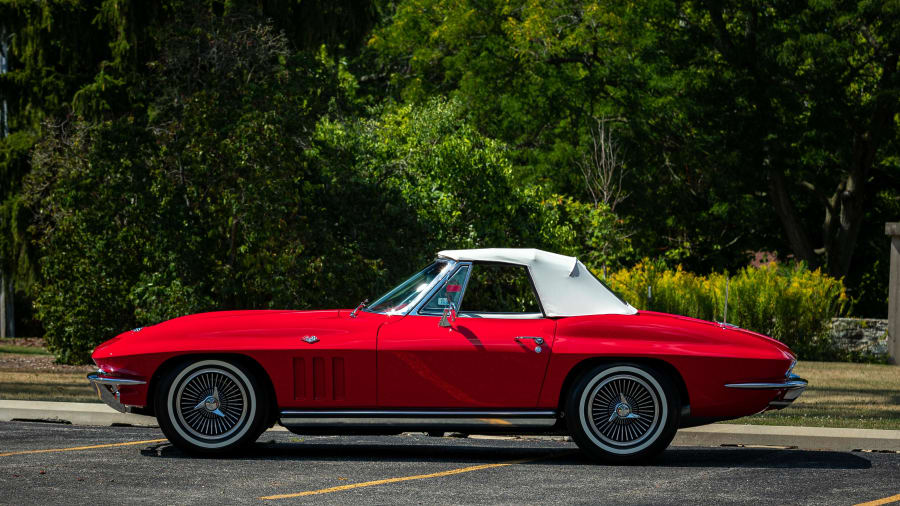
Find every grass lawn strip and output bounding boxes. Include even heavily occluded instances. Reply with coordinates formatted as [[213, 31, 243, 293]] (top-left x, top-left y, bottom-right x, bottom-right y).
[[727, 361, 900, 430], [0, 341, 98, 402], [0, 366, 99, 403], [0, 344, 52, 355]]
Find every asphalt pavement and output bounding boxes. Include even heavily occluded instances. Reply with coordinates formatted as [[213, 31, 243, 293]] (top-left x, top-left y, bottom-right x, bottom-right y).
[[3, 400, 900, 451], [0, 420, 897, 505]]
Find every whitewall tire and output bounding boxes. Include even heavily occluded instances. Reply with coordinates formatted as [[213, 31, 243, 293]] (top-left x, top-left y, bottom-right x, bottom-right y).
[[155, 359, 268, 454], [565, 363, 679, 463]]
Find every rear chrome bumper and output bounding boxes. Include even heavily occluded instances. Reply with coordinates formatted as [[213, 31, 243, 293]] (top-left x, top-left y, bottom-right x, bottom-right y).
[[87, 372, 146, 413], [724, 374, 807, 410]]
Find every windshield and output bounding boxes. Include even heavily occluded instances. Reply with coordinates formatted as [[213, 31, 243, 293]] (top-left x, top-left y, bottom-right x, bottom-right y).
[[366, 260, 452, 314]]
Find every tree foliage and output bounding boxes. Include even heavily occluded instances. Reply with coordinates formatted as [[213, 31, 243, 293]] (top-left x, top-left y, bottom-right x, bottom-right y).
[[24, 14, 630, 362], [1, 0, 898, 362], [0, 0, 384, 339], [24, 15, 345, 361], [370, 0, 900, 301]]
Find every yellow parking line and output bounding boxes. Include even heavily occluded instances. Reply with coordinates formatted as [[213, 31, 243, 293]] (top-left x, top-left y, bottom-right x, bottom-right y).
[[261, 453, 566, 500], [0, 439, 168, 457], [856, 494, 900, 506]]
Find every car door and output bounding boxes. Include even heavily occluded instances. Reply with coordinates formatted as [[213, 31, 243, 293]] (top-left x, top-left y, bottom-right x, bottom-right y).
[[377, 262, 556, 408]]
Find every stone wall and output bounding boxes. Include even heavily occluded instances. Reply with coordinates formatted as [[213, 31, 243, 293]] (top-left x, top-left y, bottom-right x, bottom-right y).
[[829, 318, 889, 357]]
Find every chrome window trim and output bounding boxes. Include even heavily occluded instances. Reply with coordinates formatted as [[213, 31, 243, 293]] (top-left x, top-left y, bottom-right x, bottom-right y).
[[453, 260, 547, 317], [412, 260, 549, 319], [410, 261, 472, 316]]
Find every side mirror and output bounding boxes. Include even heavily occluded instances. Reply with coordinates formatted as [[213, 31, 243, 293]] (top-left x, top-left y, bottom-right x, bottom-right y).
[[439, 302, 457, 328]]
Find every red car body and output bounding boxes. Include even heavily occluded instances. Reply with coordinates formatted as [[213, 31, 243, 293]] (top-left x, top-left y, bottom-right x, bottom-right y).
[[93, 308, 794, 419], [88, 249, 805, 459]]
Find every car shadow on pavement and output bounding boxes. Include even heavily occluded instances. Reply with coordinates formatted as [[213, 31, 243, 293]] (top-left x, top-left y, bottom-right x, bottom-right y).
[[655, 447, 872, 470], [139, 440, 873, 470]]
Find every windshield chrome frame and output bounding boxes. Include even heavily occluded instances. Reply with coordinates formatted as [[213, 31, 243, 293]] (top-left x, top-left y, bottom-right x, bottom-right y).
[[364, 259, 458, 316]]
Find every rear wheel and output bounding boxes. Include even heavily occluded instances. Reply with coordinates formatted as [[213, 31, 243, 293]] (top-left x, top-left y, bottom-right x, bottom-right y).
[[565, 363, 679, 463], [155, 359, 269, 454]]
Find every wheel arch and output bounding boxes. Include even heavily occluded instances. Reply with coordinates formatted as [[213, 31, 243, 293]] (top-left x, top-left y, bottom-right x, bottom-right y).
[[144, 353, 278, 425], [556, 357, 690, 418]]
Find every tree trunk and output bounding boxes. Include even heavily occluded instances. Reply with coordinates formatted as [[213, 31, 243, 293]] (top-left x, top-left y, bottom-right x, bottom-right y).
[[0, 269, 12, 338], [0, 24, 11, 337], [767, 169, 817, 265], [827, 163, 868, 279], [1, 24, 7, 137], [822, 52, 898, 279]]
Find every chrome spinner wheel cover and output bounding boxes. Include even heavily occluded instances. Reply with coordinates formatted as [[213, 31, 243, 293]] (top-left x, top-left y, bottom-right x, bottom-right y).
[[175, 367, 249, 440], [586, 373, 661, 448]]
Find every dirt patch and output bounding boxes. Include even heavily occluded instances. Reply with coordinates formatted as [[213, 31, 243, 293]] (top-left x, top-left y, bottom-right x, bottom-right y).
[[0, 353, 94, 373], [0, 338, 45, 348]]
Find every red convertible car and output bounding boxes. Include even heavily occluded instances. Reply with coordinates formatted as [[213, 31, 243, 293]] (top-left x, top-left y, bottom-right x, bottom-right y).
[[88, 248, 806, 461]]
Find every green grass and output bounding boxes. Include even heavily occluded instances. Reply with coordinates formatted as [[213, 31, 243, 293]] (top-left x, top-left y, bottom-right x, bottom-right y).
[[0, 344, 51, 355], [0, 346, 98, 402], [726, 361, 900, 430], [0, 367, 99, 403]]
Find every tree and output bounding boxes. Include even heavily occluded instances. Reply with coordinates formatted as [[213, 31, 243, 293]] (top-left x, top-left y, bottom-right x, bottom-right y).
[[368, 0, 900, 304], [24, 13, 355, 362], [683, 1, 900, 280], [0, 0, 384, 338], [24, 11, 633, 362], [368, 0, 783, 270]]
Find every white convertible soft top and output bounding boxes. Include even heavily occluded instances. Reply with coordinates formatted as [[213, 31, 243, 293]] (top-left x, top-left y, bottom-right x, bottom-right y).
[[437, 248, 637, 317]]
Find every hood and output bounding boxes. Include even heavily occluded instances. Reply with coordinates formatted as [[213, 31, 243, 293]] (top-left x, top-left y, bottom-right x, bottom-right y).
[[93, 309, 344, 357], [146, 309, 341, 336]]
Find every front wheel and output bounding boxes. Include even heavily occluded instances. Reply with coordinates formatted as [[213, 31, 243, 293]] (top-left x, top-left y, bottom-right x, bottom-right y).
[[565, 363, 679, 463], [155, 359, 269, 454]]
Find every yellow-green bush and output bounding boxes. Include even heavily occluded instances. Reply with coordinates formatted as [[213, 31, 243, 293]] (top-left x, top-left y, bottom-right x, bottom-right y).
[[606, 260, 848, 360]]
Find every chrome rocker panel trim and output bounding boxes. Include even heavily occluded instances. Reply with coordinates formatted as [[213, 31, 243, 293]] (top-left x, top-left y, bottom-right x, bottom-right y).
[[87, 372, 146, 414], [279, 409, 560, 431]]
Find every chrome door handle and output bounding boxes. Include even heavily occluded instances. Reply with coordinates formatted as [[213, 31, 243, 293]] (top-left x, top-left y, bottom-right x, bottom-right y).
[[515, 336, 544, 346]]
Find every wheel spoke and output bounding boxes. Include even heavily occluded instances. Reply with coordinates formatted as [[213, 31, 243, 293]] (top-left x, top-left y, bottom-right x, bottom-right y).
[[589, 373, 660, 446], [175, 367, 248, 440]]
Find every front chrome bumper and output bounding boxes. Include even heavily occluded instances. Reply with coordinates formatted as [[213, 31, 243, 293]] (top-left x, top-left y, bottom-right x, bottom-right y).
[[87, 372, 146, 413], [725, 373, 808, 410]]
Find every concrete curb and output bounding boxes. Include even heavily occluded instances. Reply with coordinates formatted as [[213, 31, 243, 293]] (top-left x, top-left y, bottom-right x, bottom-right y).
[[0, 400, 157, 427], [674, 423, 900, 451], [2, 400, 899, 451]]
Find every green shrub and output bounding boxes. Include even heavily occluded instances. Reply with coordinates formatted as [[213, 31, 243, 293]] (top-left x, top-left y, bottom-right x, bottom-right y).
[[606, 260, 848, 360]]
